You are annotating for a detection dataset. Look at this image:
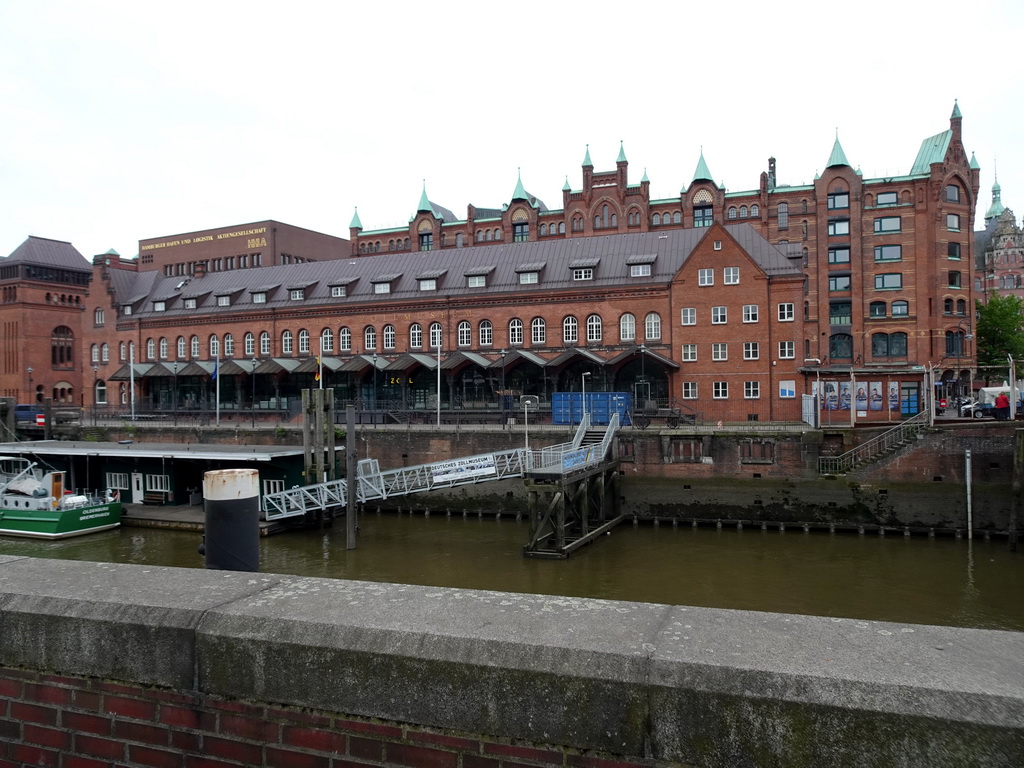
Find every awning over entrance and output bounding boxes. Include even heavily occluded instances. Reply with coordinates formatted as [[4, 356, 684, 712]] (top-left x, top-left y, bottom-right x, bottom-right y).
[[386, 353, 439, 372], [216, 359, 259, 376], [177, 361, 216, 377], [293, 356, 345, 374], [107, 363, 153, 381], [502, 349, 550, 368], [254, 358, 302, 375], [441, 351, 495, 371], [607, 347, 680, 370], [338, 354, 389, 373], [545, 348, 608, 368]]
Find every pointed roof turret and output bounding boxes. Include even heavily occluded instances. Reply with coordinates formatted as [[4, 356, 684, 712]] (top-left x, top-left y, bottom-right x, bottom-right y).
[[417, 181, 432, 213], [414, 182, 456, 222], [511, 168, 528, 202], [826, 131, 850, 168], [986, 166, 1006, 221], [349, 207, 362, 230], [951, 99, 962, 119], [692, 148, 713, 183], [970, 151, 980, 170], [617, 140, 627, 164], [103, 248, 120, 256], [582, 144, 592, 167], [562, 175, 571, 192], [641, 168, 649, 183]]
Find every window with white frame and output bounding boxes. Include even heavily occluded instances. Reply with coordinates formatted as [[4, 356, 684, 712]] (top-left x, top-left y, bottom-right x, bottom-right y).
[[682, 344, 697, 362], [331, 285, 346, 298], [176, 336, 185, 358], [429, 322, 443, 349], [744, 381, 761, 399], [479, 320, 493, 346], [644, 312, 661, 340], [260, 332, 270, 355], [743, 304, 759, 323], [711, 306, 727, 324], [101, 343, 109, 363], [184, 298, 197, 310], [253, 292, 267, 303], [297, 330, 309, 354], [264, 479, 284, 496], [217, 295, 230, 306], [778, 340, 795, 359], [467, 275, 486, 288], [509, 319, 524, 345], [409, 324, 422, 348], [146, 474, 170, 492], [191, 336, 200, 357], [713, 381, 729, 399], [383, 325, 396, 350], [105, 473, 129, 490], [374, 282, 391, 294], [586, 314, 602, 343], [630, 264, 651, 277], [282, 331, 293, 354], [573, 268, 593, 281], [682, 382, 698, 399], [681, 307, 696, 326], [743, 342, 759, 360], [778, 303, 795, 321], [519, 272, 538, 285], [94, 308, 105, 326], [339, 327, 352, 351], [321, 329, 334, 353], [724, 267, 739, 285], [91, 344, 99, 364], [159, 338, 168, 359], [698, 268, 714, 286], [532, 317, 546, 345], [153, 301, 166, 312], [363, 326, 376, 350], [244, 333, 255, 356], [209, 336, 219, 357], [564, 316, 579, 344], [458, 321, 471, 346], [712, 343, 728, 361], [418, 279, 437, 292], [618, 314, 634, 341]]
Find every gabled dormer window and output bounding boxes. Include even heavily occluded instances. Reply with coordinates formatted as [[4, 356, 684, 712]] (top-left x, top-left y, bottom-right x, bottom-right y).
[[153, 301, 166, 312], [184, 298, 197, 310], [122, 305, 133, 316], [289, 289, 304, 301], [253, 292, 267, 303], [217, 295, 230, 306], [331, 286, 346, 297]]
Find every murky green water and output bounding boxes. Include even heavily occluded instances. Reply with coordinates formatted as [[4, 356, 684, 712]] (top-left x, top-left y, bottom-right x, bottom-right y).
[[2, 514, 1021, 631]]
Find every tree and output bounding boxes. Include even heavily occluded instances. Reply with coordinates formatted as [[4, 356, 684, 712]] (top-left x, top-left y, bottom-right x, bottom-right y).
[[975, 293, 1024, 373]]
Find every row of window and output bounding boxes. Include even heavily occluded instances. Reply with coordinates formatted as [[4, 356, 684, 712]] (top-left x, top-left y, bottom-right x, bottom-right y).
[[680, 381, 769, 400], [161, 253, 263, 277], [681, 303, 796, 325], [697, 265, 740, 286], [726, 205, 761, 220], [132, 313, 667, 362], [680, 341, 797, 362], [827, 332, 908, 360]]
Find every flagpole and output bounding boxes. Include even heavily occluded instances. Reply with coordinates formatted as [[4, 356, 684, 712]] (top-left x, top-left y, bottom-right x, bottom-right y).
[[318, 341, 324, 390], [129, 344, 135, 421], [215, 342, 221, 426], [436, 340, 441, 428]]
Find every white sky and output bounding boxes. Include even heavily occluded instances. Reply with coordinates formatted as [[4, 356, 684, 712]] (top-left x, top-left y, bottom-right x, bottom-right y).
[[2, 0, 1022, 260]]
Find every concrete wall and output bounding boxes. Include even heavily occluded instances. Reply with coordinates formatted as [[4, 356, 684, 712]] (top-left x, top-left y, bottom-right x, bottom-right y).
[[0, 555, 1021, 767]]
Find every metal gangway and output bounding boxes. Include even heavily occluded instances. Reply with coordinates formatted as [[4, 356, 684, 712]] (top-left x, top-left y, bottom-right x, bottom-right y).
[[262, 413, 619, 521]]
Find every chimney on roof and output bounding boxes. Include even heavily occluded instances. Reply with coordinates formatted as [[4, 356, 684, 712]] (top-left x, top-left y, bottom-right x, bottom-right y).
[[194, 261, 207, 278], [767, 157, 777, 191]]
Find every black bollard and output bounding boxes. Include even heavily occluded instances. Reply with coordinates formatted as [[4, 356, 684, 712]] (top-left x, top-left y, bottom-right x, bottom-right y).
[[203, 469, 260, 572]]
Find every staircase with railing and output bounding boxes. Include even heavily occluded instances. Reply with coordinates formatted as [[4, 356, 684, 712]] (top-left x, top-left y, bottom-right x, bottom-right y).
[[817, 410, 930, 475]]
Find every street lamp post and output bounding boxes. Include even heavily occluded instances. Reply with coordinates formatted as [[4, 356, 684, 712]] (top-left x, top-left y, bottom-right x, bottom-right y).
[[27, 367, 33, 404], [251, 358, 258, 428], [372, 352, 378, 424], [581, 371, 591, 424], [92, 365, 99, 427], [500, 349, 507, 422], [172, 362, 179, 426]]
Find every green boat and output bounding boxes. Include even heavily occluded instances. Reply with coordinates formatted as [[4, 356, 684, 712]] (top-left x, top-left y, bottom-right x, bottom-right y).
[[0, 456, 121, 539]]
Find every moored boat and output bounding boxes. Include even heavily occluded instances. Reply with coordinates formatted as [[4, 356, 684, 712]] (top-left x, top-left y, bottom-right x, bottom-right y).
[[0, 456, 121, 539]]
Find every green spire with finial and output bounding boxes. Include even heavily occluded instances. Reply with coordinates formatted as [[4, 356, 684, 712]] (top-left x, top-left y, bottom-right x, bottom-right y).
[[349, 207, 362, 229], [617, 140, 627, 164], [951, 99, 962, 119], [826, 130, 850, 168], [986, 162, 1006, 220], [511, 167, 528, 201], [641, 167, 649, 183], [582, 144, 592, 167], [970, 151, 980, 170], [562, 175, 571, 192], [692, 148, 713, 183], [417, 181, 431, 213]]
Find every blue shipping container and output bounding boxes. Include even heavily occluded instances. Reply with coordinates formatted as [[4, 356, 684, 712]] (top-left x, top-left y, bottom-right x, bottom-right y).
[[551, 392, 632, 426]]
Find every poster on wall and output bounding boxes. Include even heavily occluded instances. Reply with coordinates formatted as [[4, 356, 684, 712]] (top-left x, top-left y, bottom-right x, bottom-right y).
[[889, 383, 900, 410], [824, 381, 839, 410], [855, 383, 868, 411], [869, 381, 883, 411], [839, 382, 851, 410]]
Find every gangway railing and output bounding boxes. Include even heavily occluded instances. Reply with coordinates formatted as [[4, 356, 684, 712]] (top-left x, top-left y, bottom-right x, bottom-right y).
[[817, 410, 929, 475], [262, 414, 621, 521]]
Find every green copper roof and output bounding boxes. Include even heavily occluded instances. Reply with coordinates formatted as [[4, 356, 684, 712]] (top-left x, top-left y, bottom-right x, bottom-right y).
[[641, 167, 649, 183], [417, 182, 432, 213], [562, 175, 571, 191], [986, 177, 1006, 220], [617, 140, 627, 164], [103, 247, 120, 256], [582, 144, 592, 167], [511, 168, 528, 201], [951, 99, 962, 119], [910, 129, 952, 175], [692, 150, 713, 183], [826, 135, 850, 168], [349, 207, 362, 230], [970, 151, 980, 170]]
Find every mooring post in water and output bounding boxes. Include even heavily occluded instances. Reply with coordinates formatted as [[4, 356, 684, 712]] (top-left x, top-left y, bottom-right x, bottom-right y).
[[346, 403, 357, 550], [203, 468, 260, 572], [965, 449, 973, 540], [1010, 429, 1022, 552]]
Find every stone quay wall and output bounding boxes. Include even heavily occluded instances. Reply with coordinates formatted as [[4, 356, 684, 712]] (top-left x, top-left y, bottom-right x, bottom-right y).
[[1, 556, 1022, 767]]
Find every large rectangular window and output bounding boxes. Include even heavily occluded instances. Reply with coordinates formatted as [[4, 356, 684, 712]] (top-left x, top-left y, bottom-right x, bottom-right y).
[[712, 343, 728, 361], [829, 275, 851, 291], [743, 342, 759, 360], [827, 192, 849, 210], [744, 381, 761, 399], [682, 382, 698, 399], [778, 303, 795, 322], [875, 273, 902, 290], [874, 244, 902, 261], [419, 233, 433, 251], [778, 341, 795, 359], [681, 307, 696, 325], [827, 219, 850, 236], [724, 267, 739, 285], [828, 247, 850, 264], [947, 213, 961, 231], [698, 268, 714, 286], [694, 206, 713, 227], [711, 306, 727, 324], [512, 223, 528, 242], [876, 191, 898, 206], [873, 216, 901, 233], [830, 302, 852, 325], [713, 382, 729, 399], [743, 304, 759, 323], [681, 344, 697, 362]]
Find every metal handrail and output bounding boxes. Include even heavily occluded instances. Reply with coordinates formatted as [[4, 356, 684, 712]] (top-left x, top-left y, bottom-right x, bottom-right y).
[[817, 410, 930, 475]]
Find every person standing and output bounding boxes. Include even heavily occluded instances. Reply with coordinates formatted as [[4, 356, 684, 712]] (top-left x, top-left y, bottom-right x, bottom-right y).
[[995, 391, 1011, 421]]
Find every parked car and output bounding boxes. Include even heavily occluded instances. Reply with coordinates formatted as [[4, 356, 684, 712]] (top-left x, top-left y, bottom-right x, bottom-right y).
[[959, 400, 996, 419]]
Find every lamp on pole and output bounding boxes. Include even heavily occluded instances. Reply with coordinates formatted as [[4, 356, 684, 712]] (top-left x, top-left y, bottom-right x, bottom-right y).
[[581, 371, 591, 424], [251, 358, 258, 428], [27, 367, 33, 404], [92, 365, 99, 427], [171, 362, 179, 426], [955, 319, 973, 402], [499, 348, 507, 412], [372, 352, 378, 422]]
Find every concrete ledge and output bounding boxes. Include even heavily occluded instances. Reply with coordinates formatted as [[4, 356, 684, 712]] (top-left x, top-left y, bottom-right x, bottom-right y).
[[1, 555, 1022, 766]]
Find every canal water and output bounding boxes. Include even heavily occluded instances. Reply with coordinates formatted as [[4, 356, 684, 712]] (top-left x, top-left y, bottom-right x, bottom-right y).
[[1, 514, 1022, 632]]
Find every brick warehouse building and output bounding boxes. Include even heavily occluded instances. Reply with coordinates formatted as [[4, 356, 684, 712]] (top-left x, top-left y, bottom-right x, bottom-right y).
[[3, 103, 979, 424]]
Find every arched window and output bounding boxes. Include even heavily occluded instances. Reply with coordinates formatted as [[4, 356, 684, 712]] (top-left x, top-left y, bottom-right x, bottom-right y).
[[209, 335, 220, 358], [956, 299, 966, 315], [282, 330, 293, 355], [644, 312, 661, 341], [652, 213, 661, 226], [479, 320, 493, 346], [458, 320, 472, 347], [409, 323, 423, 348], [476, 230, 484, 242], [892, 301, 909, 316], [383, 325, 396, 350], [563, 316, 578, 344], [620, 313, 636, 342], [339, 327, 352, 352], [321, 328, 334, 353], [486, 230, 493, 241], [829, 333, 853, 359], [244, 332, 255, 356], [531, 317, 546, 345], [728, 207, 737, 220], [455, 232, 463, 247], [174, 336, 184, 358], [429, 322, 443, 349], [191, 336, 200, 357], [672, 212, 681, 224], [363, 326, 376, 351], [740, 206, 748, 218], [119, 341, 126, 362], [146, 338, 155, 360], [944, 298, 954, 314], [586, 314, 603, 343], [945, 330, 965, 356], [870, 301, 886, 318], [101, 343, 109, 363], [777, 202, 789, 229], [94, 380, 107, 405], [52, 326, 74, 366], [223, 333, 234, 356], [297, 329, 309, 354], [559, 222, 566, 234], [94, 307, 105, 326], [91, 344, 99, 364], [751, 204, 760, 217], [509, 319, 524, 345], [259, 332, 270, 355], [890, 332, 908, 356], [540, 223, 548, 236]]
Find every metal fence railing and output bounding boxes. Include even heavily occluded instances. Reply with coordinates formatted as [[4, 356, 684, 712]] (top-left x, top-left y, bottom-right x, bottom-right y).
[[817, 410, 930, 475]]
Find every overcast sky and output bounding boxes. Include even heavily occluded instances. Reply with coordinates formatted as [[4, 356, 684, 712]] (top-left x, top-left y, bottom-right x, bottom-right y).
[[2, 1, 1022, 260]]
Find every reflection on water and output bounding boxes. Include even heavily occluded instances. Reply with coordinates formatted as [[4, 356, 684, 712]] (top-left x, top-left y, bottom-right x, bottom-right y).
[[2, 513, 1022, 631]]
